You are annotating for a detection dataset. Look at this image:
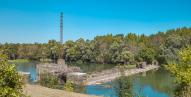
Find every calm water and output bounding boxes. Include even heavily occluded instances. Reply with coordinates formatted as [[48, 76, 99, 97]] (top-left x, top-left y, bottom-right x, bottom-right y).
[[14, 61, 38, 81], [83, 69, 175, 97], [15, 61, 115, 81], [15, 61, 175, 97]]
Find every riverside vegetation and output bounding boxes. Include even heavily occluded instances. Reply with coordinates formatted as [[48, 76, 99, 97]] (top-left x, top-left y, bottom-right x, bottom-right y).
[[166, 46, 191, 97], [0, 27, 191, 97], [1, 27, 191, 66]]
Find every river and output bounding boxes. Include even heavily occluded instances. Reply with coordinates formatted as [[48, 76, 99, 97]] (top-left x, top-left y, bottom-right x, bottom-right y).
[[15, 61, 175, 97], [84, 68, 175, 97]]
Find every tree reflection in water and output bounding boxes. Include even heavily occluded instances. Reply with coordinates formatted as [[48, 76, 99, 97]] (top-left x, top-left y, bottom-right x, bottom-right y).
[[133, 68, 175, 97], [113, 76, 133, 97]]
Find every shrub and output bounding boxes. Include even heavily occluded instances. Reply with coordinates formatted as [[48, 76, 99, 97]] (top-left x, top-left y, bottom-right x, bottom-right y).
[[0, 53, 25, 97], [39, 73, 59, 88], [64, 81, 74, 92]]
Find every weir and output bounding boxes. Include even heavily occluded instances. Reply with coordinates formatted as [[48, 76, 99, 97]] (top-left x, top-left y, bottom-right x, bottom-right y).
[[18, 71, 30, 82], [85, 65, 159, 85]]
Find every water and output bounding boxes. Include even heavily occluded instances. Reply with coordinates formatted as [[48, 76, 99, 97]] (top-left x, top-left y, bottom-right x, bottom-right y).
[[14, 61, 175, 97], [83, 68, 175, 97], [14, 61, 115, 81], [132, 69, 175, 97], [85, 84, 116, 97], [13, 61, 38, 81]]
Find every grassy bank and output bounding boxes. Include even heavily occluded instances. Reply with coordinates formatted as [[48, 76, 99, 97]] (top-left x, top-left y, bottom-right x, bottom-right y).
[[8, 59, 30, 63]]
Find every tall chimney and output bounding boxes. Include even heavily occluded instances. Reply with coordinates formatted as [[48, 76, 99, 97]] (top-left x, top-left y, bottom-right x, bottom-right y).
[[60, 12, 63, 43]]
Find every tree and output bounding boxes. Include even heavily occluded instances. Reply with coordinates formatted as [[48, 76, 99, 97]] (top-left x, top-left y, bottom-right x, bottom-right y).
[[47, 40, 62, 62], [65, 46, 78, 62], [109, 41, 121, 63], [165, 46, 191, 97], [2, 43, 18, 60], [0, 27, 191, 66], [0, 52, 24, 97], [165, 46, 191, 85], [121, 50, 134, 65], [115, 50, 134, 65], [138, 47, 156, 64]]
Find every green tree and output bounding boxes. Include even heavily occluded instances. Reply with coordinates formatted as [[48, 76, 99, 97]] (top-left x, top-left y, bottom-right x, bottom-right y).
[[65, 46, 78, 62], [138, 47, 156, 64], [47, 40, 62, 62], [116, 50, 134, 65], [110, 41, 121, 64]]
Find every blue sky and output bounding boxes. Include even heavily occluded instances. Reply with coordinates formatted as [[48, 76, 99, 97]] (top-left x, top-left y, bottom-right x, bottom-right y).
[[0, 0, 191, 43]]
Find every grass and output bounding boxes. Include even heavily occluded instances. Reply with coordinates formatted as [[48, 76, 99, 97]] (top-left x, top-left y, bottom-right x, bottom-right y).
[[8, 59, 30, 63], [125, 64, 137, 69]]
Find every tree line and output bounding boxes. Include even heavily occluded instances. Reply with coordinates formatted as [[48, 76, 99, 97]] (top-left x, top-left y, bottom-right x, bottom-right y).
[[1, 27, 191, 65]]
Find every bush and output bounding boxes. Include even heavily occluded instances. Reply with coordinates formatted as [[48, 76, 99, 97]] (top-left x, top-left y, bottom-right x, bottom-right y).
[[39, 73, 74, 91], [0, 53, 25, 97], [64, 81, 74, 92], [39, 73, 59, 88]]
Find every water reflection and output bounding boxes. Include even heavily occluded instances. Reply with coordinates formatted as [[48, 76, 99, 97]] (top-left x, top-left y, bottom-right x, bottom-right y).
[[83, 68, 175, 97], [133, 68, 175, 97], [14, 62, 186, 97], [113, 76, 133, 97], [86, 84, 116, 97]]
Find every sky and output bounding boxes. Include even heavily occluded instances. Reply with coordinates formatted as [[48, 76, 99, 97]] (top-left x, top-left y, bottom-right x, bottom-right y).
[[0, 0, 191, 43]]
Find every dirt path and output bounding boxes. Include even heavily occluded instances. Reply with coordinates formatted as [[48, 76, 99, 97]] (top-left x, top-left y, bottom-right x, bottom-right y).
[[23, 84, 98, 97]]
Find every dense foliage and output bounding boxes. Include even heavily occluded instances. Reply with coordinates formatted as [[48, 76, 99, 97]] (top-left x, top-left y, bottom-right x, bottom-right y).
[[0, 52, 24, 97], [166, 46, 191, 85], [1, 27, 191, 65], [166, 46, 191, 97]]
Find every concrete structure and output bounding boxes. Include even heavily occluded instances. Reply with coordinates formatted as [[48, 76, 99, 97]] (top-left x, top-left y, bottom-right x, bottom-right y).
[[67, 72, 87, 85], [36, 62, 82, 84], [18, 71, 30, 83], [86, 65, 159, 85], [36, 63, 68, 81]]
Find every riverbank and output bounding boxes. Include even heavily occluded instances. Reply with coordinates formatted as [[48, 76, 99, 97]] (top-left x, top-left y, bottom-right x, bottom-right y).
[[8, 59, 30, 63], [86, 65, 159, 85], [23, 84, 99, 97]]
